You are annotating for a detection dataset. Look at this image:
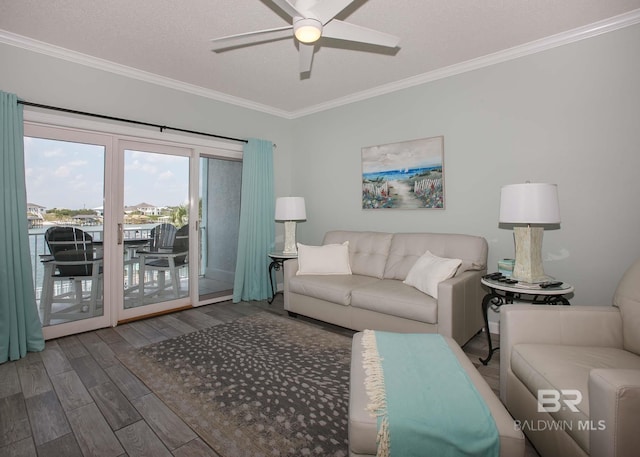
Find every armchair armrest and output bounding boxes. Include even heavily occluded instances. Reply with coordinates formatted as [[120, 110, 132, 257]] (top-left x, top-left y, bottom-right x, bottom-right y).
[[589, 369, 640, 457], [47, 257, 103, 264], [500, 305, 623, 401], [136, 248, 172, 255], [138, 250, 188, 270], [437, 269, 486, 346], [139, 250, 187, 258]]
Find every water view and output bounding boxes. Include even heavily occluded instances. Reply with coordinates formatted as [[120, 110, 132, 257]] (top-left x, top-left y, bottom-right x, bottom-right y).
[[362, 165, 440, 182]]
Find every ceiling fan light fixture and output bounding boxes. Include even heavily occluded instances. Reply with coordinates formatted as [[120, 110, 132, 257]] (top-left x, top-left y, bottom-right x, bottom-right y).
[[294, 18, 322, 43]]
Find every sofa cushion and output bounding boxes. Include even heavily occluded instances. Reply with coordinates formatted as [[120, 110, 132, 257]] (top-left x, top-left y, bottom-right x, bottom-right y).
[[350, 279, 438, 324], [403, 250, 462, 298], [384, 233, 488, 280], [323, 231, 392, 279], [296, 241, 352, 275], [511, 343, 640, 453], [288, 274, 379, 306], [613, 257, 640, 355]]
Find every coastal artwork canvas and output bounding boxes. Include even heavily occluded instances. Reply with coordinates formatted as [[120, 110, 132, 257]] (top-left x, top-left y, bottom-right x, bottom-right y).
[[362, 136, 444, 209]]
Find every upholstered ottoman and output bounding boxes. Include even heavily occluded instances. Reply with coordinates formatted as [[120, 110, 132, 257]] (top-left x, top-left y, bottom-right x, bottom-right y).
[[348, 332, 525, 457]]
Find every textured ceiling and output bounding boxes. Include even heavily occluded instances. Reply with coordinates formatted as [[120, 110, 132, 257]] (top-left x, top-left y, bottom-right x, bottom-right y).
[[1, 0, 639, 117]]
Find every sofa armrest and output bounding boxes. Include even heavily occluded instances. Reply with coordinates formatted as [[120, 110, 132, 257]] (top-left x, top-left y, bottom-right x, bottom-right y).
[[499, 305, 623, 401], [437, 269, 486, 346], [589, 369, 640, 457], [283, 258, 299, 310]]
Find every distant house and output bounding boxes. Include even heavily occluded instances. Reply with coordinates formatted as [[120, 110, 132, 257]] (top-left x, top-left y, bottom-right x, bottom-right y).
[[124, 202, 165, 217], [27, 202, 46, 218], [27, 203, 45, 228]]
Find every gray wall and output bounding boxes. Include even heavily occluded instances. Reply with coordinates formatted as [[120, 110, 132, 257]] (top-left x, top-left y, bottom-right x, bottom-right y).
[[0, 42, 295, 199], [291, 24, 640, 307], [3, 23, 640, 310]]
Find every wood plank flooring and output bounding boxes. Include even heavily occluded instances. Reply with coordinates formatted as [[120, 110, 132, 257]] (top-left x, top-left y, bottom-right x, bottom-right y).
[[0, 296, 539, 457]]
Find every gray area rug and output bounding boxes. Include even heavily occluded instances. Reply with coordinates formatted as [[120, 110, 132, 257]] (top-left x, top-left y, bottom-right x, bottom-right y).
[[119, 312, 352, 457]]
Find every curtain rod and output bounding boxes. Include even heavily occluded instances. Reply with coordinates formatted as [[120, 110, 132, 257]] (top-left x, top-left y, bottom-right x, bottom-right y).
[[17, 100, 248, 144]]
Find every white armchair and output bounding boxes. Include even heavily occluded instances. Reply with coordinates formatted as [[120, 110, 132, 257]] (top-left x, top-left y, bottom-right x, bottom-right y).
[[499, 258, 640, 457]]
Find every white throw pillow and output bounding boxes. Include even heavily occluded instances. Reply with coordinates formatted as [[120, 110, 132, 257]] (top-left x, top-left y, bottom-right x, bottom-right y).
[[403, 251, 462, 298], [296, 241, 352, 275]]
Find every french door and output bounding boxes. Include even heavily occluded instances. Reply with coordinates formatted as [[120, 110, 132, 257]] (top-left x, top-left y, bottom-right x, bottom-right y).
[[25, 124, 114, 339], [24, 125, 195, 339], [116, 140, 194, 322], [24, 118, 242, 339]]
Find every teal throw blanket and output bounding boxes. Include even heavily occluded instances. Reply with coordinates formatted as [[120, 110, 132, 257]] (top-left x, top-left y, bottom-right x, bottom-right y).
[[362, 331, 499, 457]]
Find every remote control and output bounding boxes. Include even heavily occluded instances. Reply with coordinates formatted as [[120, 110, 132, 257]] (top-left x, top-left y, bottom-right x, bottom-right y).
[[484, 272, 503, 280]]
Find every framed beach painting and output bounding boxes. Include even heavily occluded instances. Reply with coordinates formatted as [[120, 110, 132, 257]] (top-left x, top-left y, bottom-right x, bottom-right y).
[[362, 136, 444, 210]]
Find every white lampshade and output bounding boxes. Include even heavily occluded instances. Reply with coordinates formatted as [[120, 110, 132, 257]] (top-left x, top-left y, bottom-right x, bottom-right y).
[[275, 197, 306, 221], [499, 183, 560, 225]]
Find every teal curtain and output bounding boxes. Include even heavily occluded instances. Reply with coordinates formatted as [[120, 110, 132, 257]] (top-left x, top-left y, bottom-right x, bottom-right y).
[[0, 91, 45, 363], [233, 138, 275, 302]]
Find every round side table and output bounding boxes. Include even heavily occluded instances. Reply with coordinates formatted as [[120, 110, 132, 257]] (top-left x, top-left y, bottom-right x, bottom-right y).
[[479, 277, 574, 365], [267, 251, 298, 304]]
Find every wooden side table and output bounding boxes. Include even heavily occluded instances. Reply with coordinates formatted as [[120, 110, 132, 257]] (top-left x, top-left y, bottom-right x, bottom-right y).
[[479, 276, 574, 365], [267, 251, 298, 304]]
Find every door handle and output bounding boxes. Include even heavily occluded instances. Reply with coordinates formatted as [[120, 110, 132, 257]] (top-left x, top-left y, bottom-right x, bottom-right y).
[[117, 223, 123, 245]]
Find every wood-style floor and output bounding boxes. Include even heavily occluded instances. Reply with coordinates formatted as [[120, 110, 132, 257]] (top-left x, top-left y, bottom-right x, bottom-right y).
[[0, 296, 539, 457]]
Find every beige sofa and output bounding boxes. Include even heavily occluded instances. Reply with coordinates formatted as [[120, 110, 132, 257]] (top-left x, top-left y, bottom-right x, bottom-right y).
[[283, 230, 488, 346], [500, 257, 640, 457]]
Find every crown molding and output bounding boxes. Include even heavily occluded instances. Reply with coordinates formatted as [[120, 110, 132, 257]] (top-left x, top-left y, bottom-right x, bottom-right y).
[[291, 8, 640, 118], [0, 30, 292, 119], [2, 8, 639, 120]]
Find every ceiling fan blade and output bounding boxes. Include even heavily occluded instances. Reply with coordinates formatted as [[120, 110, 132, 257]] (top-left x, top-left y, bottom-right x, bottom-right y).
[[210, 26, 292, 51], [299, 43, 315, 73], [312, 0, 355, 24], [271, 0, 305, 19], [322, 20, 400, 48]]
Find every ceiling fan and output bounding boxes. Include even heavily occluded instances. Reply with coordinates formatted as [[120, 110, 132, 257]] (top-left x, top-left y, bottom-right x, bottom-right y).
[[210, 0, 400, 75]]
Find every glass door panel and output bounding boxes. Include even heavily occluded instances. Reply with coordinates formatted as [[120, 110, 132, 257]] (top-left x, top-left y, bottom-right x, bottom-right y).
[[24, 124, 213, 338], [198, 156, 242, 301], [119, 143, 191, 319], [24, 128, 111, 339]]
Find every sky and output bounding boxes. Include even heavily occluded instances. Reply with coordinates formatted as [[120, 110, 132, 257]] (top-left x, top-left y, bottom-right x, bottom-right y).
[[24, 137, 190, 211], [361, 136, 443, 174]]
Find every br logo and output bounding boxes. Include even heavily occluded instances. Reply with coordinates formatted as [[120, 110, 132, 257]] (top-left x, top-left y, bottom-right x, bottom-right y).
[[537, 389, 583, 413]]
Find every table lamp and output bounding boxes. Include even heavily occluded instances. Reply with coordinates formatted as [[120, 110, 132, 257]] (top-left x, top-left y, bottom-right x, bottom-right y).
[[499, 183, 560, 283], [275, 197, 306, 255]]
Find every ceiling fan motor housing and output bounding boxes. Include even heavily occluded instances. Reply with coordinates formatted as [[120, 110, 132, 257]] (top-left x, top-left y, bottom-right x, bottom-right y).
[[294, 17, 323, 43]]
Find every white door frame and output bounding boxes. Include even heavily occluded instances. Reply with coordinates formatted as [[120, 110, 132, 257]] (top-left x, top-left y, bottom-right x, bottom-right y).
[[24, 110, 242, 339]]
